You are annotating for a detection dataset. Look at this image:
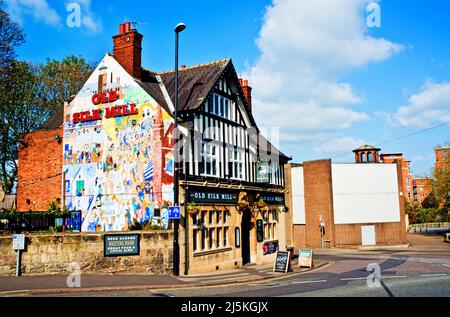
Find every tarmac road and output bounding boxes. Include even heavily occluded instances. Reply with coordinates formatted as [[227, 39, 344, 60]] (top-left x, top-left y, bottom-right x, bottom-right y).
[[21, 234, 450, 297], [47, 252, 450, 297]]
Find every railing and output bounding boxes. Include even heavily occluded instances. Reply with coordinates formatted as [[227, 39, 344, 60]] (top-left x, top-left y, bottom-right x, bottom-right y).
[[0, 211, 82, 233], [409, 222, 450, 233]]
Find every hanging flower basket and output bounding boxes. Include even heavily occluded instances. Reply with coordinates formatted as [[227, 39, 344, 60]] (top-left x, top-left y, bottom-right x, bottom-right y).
[[187, 202, 200, 215], [257, 199, 266, 209], [238, 201, 249, 209]]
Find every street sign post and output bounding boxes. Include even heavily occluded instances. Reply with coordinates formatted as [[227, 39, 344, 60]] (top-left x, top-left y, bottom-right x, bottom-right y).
[[168, 206, 181, 219], [12, 234, 26, 277]]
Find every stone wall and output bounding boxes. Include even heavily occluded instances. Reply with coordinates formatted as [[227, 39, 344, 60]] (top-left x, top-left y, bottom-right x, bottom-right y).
[[0, 231, 173, 276]]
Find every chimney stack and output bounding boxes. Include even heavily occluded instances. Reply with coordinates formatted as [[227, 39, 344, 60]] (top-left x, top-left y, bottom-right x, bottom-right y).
[[240, 78, 252, 112], [113, 22, 143, 80]]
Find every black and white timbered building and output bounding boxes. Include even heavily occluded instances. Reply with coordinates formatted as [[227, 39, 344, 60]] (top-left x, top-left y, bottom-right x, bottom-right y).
[[159, 59, 292, 273]]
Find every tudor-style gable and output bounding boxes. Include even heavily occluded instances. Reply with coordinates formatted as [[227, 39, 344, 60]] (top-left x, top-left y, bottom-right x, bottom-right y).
[[160, 59, 289, 187]]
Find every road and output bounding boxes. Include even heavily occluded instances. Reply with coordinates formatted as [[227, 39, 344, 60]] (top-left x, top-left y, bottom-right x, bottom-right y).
[[36, 234, 450, 297]]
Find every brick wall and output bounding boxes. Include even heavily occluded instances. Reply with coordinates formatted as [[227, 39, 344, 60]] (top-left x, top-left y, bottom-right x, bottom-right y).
[[17, 128, 63, 212], [288, 160, 407, 249], [303, 160, 335, 248]]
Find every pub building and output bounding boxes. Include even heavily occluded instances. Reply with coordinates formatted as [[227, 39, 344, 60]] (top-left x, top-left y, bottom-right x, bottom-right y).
[[16, 22, 292, 274]]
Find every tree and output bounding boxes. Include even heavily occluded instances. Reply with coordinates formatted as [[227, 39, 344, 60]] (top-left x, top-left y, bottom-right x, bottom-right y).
[[0, 56, 94, 194], [432, 153, 450, 213], [0, 2, 25, 72], [38, 55, 95, 110]]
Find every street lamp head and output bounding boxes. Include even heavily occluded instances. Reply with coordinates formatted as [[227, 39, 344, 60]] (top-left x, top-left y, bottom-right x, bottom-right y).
[[175, 23, 186, 33]]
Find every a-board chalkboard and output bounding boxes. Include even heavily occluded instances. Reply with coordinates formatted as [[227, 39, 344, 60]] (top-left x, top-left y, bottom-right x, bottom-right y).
[[273, 251, 291, 273]]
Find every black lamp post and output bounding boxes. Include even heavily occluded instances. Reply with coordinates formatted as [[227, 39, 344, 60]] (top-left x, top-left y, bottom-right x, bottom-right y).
[[173, 22, 186, 277]]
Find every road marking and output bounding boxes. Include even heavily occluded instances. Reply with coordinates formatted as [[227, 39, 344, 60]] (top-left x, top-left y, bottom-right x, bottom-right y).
[[381, 275, 407, 279], [291, 279, 327, 284], [420, 273, 447, 277], [443, 264, 450, 268], [341, 277, 367, 281]]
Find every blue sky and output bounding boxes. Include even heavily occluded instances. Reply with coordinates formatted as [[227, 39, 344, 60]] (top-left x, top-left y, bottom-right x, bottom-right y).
[[5, 0, 450, 177]]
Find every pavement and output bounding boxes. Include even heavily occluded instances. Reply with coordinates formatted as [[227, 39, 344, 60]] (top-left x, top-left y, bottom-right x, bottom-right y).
[[2, 233, 449, 297], [0, 257, 329, 296]]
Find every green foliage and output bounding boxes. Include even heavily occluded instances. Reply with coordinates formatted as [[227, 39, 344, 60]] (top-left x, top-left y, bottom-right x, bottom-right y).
[[187, 202, 200, 214], [405, 199, 446, 224], [143, 223, 165, 231], [432, 151, 450, 212], [128, 219, 143, 231], [0, 55, 94, 194], [46, 199, 69, 218]]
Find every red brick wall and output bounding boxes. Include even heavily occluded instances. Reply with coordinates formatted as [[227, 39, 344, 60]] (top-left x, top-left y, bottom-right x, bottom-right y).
[[303, 160, 335, 248], [293, 225, 307, 248], [334, 222, 407, 247], [17, 128, 63, 212], [288, 160, 407, 249]]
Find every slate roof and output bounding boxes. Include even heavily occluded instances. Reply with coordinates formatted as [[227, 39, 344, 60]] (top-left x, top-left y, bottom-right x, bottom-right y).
[[36, 57, 290, 161], [157, 59, 230, 112]]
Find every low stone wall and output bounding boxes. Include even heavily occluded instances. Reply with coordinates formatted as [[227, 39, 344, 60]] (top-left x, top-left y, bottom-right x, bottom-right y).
[[0, 231, 173, 276]]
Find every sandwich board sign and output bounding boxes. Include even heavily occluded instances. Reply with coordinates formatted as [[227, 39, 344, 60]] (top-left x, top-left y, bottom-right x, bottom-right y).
[[298, 249, 313, 268], [273, 251, 291, 273]]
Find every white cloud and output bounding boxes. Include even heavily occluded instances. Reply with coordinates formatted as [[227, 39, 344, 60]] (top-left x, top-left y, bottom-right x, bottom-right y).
[[5, 0, 61, 26], [4, 0, 101, 34], [314, 136, 367, 154], [245, 0, 403, 144], [389, 80, 450, 128]]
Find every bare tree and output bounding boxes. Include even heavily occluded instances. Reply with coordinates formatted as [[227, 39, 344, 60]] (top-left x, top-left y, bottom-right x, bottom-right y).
[[0, 1, 25, 72]]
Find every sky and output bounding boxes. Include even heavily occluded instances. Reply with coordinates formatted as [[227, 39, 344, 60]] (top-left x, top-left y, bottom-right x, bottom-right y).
[[4, 0, 450, 177]]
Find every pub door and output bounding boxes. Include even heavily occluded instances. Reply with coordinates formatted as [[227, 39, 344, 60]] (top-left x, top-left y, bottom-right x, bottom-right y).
[[241, 210, 251, 265]]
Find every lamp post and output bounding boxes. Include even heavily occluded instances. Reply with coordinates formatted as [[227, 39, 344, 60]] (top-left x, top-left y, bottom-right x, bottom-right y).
[[173, 22, 186, 277]]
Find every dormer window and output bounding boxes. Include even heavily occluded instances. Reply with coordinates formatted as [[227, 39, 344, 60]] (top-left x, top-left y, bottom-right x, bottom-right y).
[[206, 93, 234, 120]]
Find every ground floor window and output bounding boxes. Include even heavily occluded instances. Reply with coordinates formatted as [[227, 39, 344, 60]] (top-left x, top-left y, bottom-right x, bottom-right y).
[[262, 209, 278, 241], [192, 209, 230, 253]]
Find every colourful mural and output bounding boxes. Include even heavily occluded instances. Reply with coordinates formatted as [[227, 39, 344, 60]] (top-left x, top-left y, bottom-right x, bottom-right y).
[[63, 54, 174, 232]]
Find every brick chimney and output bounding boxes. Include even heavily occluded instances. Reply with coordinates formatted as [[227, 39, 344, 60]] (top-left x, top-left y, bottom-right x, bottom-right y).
[[240, 78, 252, 112], [113, 22, 143, 80]]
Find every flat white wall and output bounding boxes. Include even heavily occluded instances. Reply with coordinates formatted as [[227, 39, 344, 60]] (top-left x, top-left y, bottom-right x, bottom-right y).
[[332, 164, 401, 225], [292, 167, 306, 225]]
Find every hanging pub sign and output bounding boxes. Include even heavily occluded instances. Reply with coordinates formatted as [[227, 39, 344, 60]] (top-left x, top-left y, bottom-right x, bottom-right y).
[[72, 91, 139, 124], [256, 162, 270, 183], [273, 251, 291, 273], [104, 234, 140, 257], [259, 193, 285, 205]]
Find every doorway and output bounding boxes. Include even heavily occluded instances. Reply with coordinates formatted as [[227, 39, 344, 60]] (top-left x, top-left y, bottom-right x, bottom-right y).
[[361, 225, 376, 246], [241, 210, 252, 265]]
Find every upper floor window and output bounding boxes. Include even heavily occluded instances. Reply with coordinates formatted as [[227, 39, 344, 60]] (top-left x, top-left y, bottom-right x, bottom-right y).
[[207, 93, 234, 120], [228, 148, 245, 180], [201, 142, 219, 177]]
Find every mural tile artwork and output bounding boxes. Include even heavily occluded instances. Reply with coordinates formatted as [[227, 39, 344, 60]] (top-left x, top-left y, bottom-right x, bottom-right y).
[[63, 55, 174, 232]]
